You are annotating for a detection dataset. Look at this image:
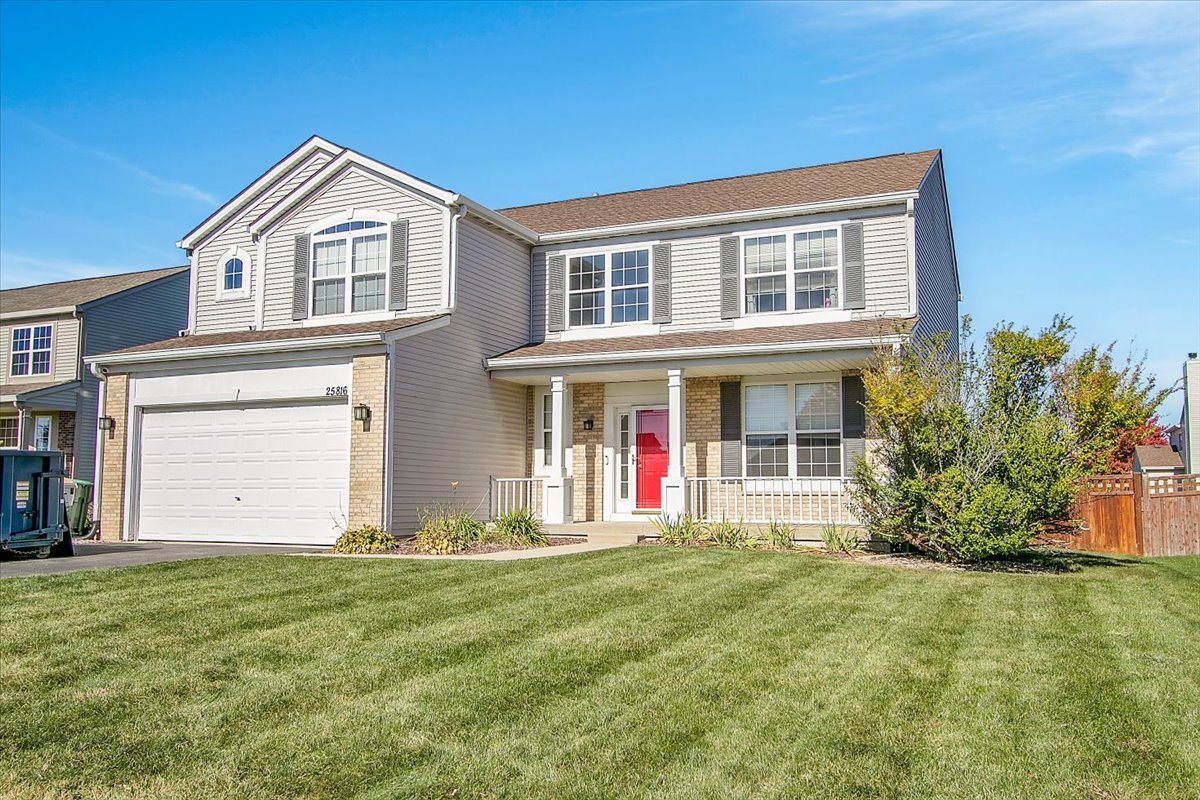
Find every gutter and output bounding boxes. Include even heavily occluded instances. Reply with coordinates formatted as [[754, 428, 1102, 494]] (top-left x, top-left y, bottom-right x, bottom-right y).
[[530, 191, 918, 245], [0, 305, 77, 322], [486, 333, 908, 371], [86, 316, 449, 369]]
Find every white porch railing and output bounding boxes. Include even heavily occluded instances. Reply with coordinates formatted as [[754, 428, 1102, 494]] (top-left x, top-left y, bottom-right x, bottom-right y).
[[685, 477, 859, 525], [489, 477, 545, 519]]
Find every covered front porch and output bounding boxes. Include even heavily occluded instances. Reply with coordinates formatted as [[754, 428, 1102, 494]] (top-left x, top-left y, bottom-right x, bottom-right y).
[[0, 379, 81, 476], [485, 331, 893, 530]]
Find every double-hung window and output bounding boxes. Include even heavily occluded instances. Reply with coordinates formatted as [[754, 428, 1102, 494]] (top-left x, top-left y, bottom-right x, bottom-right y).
[[744, 227, 840, 314], [311, 220, 388, 317], [567, 248, 651, 327], [10, 325, 52, 377], [744, 381, 842, 478]]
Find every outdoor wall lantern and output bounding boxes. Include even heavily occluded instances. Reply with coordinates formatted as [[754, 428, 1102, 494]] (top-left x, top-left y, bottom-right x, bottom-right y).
[[353, 404, 371, 423], [98, 416, 115, 438], [583, 418, 594, 431]]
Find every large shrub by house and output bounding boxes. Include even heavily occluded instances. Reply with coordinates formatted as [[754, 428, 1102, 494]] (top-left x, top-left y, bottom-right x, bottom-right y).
[[851, 317, 1170, 562]]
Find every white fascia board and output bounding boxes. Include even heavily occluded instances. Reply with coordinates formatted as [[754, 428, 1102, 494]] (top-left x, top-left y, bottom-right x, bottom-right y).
[[448, 194, 539, 243], [250, 151, 458, 237], [486, 334, 907, 371], [87, 316, 450, 369], [178, 136, 341, 249], [532, 191, 919, 245], [0, 306, 77, 322]]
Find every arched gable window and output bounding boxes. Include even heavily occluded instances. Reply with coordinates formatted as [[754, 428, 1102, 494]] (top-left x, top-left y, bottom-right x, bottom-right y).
[[308, 213, 392, 316], [216, 246, 253, 300]]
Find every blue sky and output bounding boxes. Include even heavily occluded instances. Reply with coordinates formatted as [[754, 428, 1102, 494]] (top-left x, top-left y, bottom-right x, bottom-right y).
[[1, 0, 1197, 419]]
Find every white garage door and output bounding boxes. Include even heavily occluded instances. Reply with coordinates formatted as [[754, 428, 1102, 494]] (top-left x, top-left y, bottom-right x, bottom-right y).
[[136, 402, 350, 545]]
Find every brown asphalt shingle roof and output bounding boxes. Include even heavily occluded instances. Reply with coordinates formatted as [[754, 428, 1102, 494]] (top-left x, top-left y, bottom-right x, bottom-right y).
[[0, 266, 188, 315], [1134, 445, 1184, 469], [489, 317, 915, 364], [101, 315, 446, 357], [497, 151, 940, 234], [0, 380, 77, 399]]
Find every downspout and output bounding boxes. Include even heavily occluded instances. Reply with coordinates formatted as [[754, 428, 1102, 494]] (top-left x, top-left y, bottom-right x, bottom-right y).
[[89, 361, 106, 533], [447, 199, 470, 312]]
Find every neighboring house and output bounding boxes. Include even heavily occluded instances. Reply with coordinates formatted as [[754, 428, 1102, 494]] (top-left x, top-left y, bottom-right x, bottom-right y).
[[0, 268, 189, 483], [1131, 445, 1184, 477], [87, 137, 957, 545], [1180, 353, 1200, 474]]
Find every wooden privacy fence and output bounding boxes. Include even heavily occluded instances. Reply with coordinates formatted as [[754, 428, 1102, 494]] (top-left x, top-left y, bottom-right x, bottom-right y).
[[1072, 474, 1200, 556]]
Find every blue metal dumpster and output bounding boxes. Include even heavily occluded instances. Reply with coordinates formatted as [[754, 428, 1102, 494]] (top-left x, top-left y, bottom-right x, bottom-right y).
[[0, 449, 68, 557]]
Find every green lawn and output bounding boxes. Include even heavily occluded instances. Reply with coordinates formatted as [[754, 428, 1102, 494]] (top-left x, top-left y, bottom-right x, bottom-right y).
[[1, 548, 1198, 800]]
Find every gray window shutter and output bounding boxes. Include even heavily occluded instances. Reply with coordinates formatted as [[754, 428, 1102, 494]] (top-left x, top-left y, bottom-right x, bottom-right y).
[[841, 374, 866, 473], [842, 222, 866, 310], [652, 243, 671, 324], [292, 234, 310, 321], [720, 236, 740, 319], [388, 219, 409, 311], [547, 254, 566, 333], [720, 381, 742, 477]]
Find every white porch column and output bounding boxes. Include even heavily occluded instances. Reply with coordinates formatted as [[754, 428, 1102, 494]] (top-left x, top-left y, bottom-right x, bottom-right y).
[[662, 367, 687, 516], [542, 375, 572, 524]]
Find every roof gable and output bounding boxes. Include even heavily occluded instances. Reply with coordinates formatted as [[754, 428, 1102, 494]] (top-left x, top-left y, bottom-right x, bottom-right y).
[[178, 136, 342, 250], [0, 266, 187, 317], [497, 150, 940, 235]]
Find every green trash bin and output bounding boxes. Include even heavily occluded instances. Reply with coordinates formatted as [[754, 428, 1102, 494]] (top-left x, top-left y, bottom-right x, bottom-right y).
[[67, 479, 93, 537]]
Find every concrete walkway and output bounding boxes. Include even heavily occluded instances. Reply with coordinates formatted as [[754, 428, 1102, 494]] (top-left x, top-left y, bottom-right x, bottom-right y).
[[299, 540, 628, 562], [1, 541, 322, 579]]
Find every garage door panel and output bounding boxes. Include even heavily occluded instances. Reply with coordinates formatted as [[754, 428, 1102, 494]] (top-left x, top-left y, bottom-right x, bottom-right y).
[[137, 403, 349, 545]]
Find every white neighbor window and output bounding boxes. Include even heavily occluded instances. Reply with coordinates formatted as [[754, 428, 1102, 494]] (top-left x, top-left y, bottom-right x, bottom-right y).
[[216, 246, 252, 300], [744, 227, 840, 315], [0, 418, 17, 448], [567, 247, 651, 327], [311, 220, 389, 316], [744, 381, 842, 478], [10, 325, 52, 377]]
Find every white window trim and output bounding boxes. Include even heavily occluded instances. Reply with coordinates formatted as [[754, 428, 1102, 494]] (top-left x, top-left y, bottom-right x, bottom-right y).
[[564, 245, 655, 331], [0, 417, 18, 448], [9, 323, 53, 379], [32, 414, 53, 451], [741, 374, 844, 487], [740, 222, 843, 319], [216, 245, 253, 301], [309, 213, 392, 319]]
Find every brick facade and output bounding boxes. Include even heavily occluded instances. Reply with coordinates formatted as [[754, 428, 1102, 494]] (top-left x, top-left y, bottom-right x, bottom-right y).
[[56, 411, 76, 477], [347, 353, 388, 529], [571, 383, 604, 521], [685, 376, 735, 479], [98, 373, 129, 541]]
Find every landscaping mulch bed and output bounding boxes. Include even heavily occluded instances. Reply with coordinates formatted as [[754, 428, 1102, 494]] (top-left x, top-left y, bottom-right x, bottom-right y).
[[386, 536, 580, 556]]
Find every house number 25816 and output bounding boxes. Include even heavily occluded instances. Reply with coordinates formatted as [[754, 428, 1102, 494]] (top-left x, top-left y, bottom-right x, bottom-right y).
[[325, 386, 349, 397]]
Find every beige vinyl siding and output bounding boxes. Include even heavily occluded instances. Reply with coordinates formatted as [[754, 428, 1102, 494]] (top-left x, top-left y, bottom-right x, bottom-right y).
[[0, 316, 79, 384], [193, 151, 333, 334], [533, 209, 913, 339], [389, 217, 530, 534], [912, 157, 959, 353], [1184, 360, 1200, 473], [262, 168, 447, 329], [860, 216, 911, 317]]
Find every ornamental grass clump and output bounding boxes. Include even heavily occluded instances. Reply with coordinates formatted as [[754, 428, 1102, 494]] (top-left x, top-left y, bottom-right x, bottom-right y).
[[703, 519, 753, 549], [332, 526, 398, 555], [651, 513, 704, 546], [491, 507, 548, 547], [764, 521, 795, 550], [414, 506, 487, 555], [819, 523, 862, 554]]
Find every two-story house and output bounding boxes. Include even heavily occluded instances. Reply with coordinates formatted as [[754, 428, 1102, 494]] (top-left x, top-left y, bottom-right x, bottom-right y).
[[88, 137, 957, 545], [0, 268, 189, 482]]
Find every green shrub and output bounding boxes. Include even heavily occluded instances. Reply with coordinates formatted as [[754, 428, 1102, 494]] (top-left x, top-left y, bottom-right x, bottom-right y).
[[332, 526, 398, 554], [651, 513, 703, 546], [703, 519, 752, 549], [765, 521, 795, 550], [820, 523, 862, 554], [491, 507, 548, 547], [414, 506, 487, 555]]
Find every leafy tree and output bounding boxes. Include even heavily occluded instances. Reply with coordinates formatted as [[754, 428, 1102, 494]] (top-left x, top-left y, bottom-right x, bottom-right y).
[[850, 316, 1170, 562]]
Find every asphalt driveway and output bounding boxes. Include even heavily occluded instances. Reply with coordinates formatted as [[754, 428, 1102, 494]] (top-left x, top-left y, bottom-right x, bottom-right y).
[[0, 541, 322, 578]]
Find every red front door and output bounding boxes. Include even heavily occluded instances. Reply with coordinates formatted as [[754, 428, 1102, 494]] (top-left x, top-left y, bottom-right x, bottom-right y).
[[636, 409, 669, 510]]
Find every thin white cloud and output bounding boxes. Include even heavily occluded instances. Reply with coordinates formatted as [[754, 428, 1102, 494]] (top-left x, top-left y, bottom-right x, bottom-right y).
[[12, 115, 218, 205], [772, 0, 1200, 189], [0, 252, 132, 289]]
